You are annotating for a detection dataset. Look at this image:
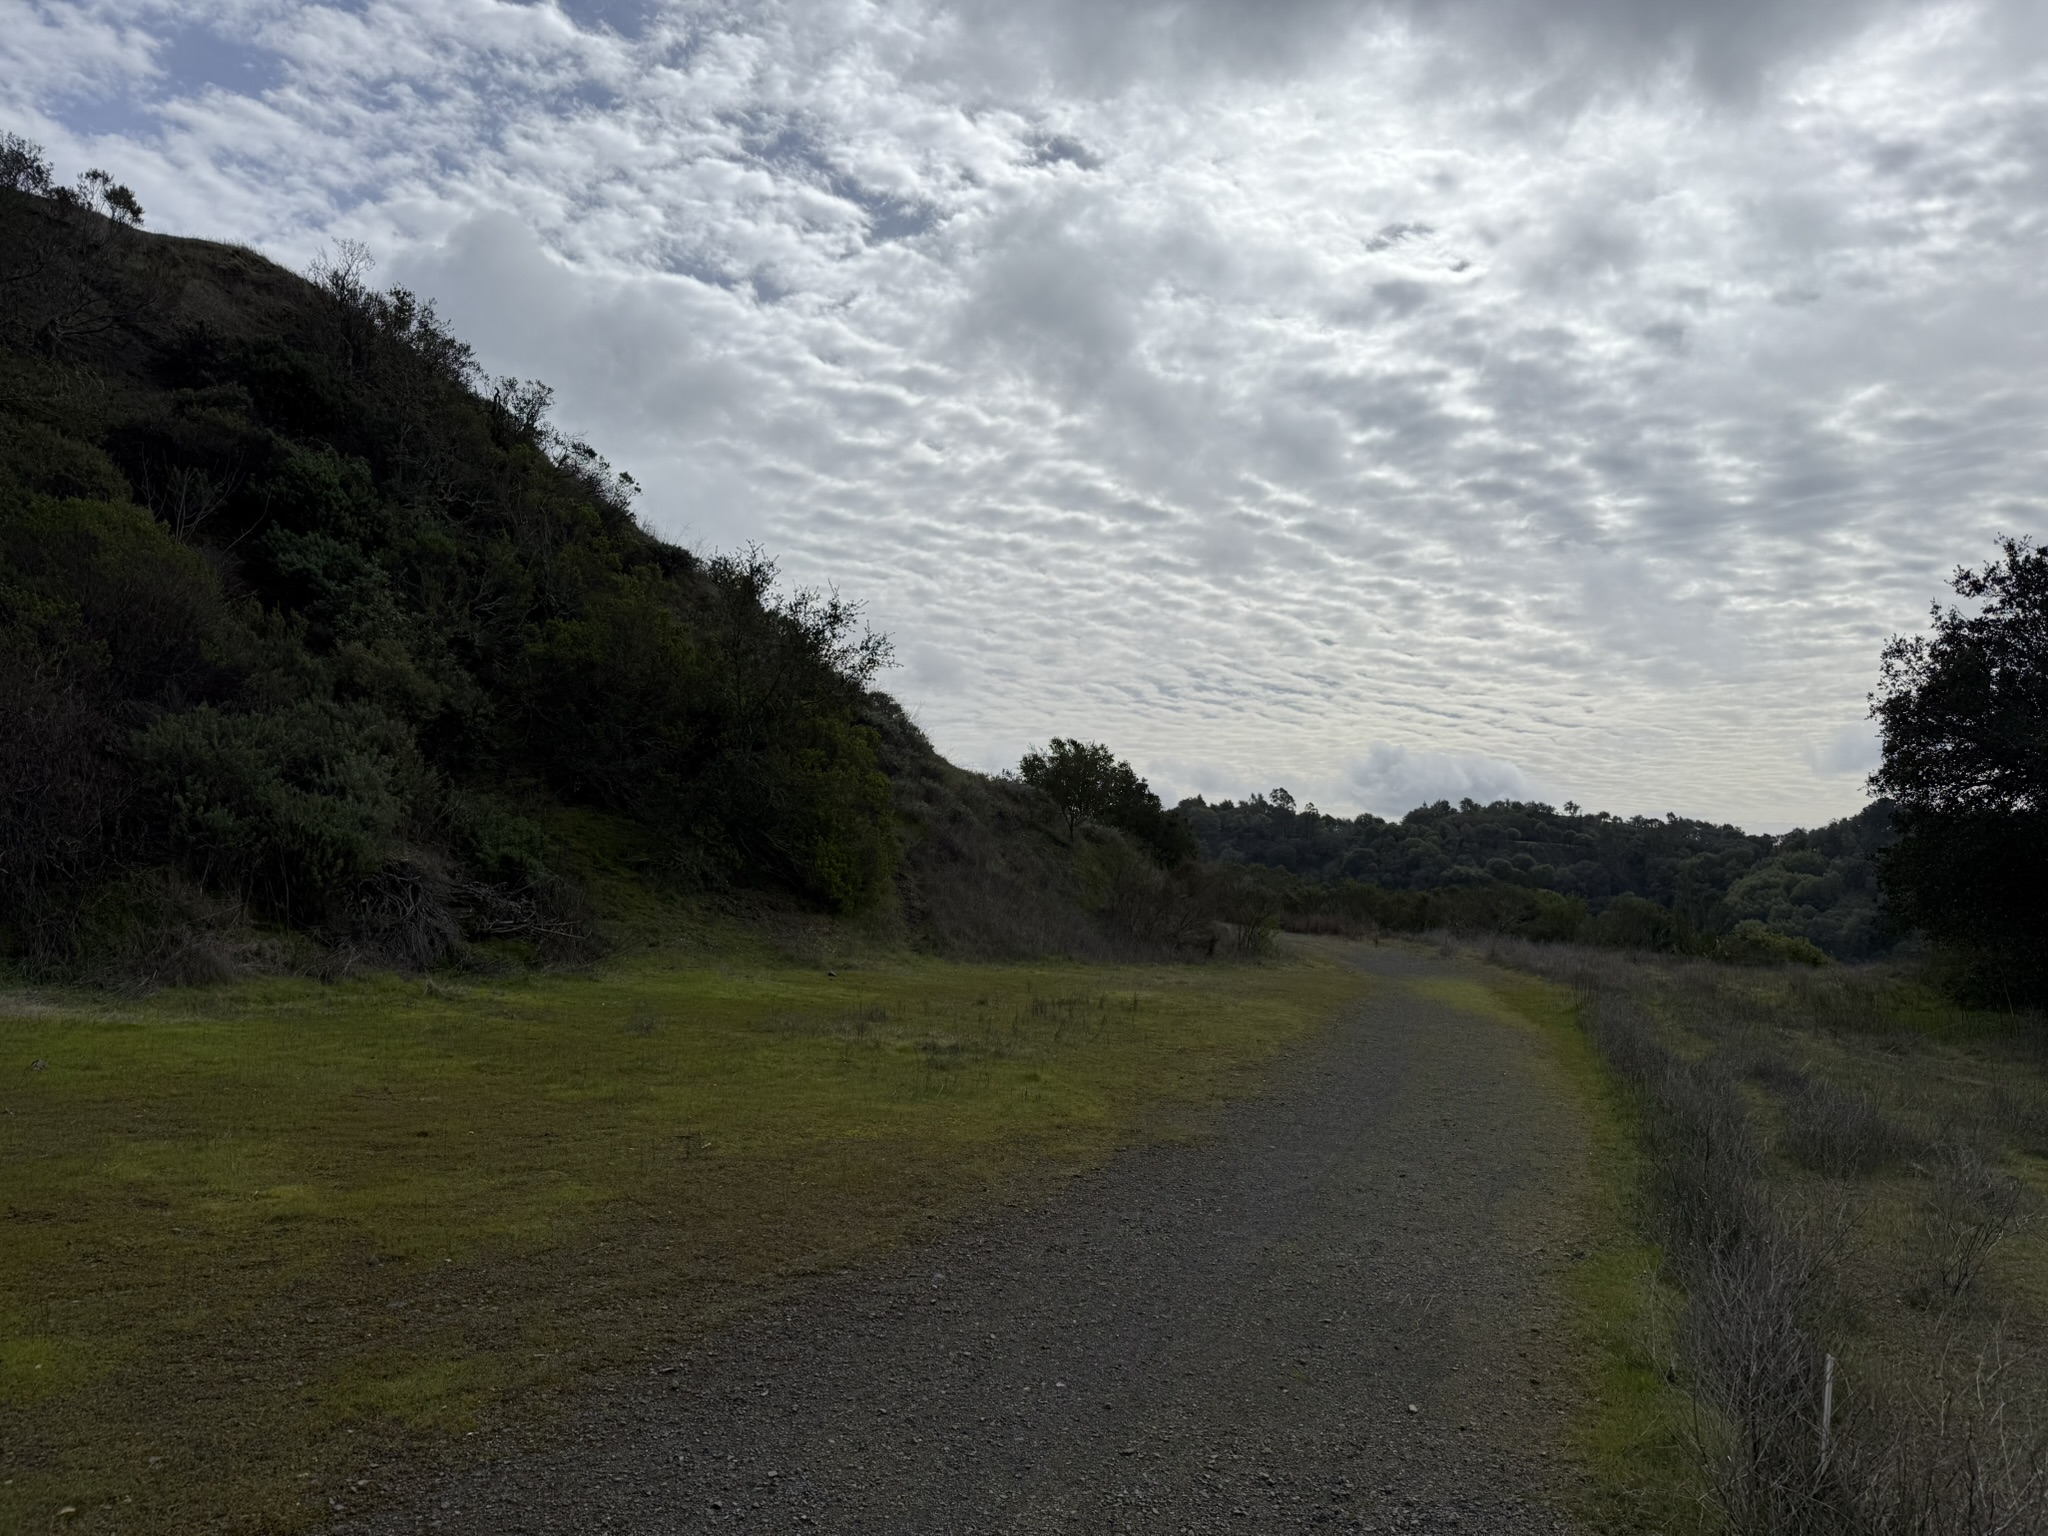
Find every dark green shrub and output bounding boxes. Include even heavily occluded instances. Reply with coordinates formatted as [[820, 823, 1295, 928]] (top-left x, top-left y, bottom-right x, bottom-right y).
[[137, 700, 430, 921], [1587, 892, 1688, 952], [1715, 920, 1828, 967]]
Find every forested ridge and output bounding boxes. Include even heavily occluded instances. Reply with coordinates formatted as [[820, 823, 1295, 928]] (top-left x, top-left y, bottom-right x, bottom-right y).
[[1175, 528, 2045, 1000], [1180, 792, 1896, 959]]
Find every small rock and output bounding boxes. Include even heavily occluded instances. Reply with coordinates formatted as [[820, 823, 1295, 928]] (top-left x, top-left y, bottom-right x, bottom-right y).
[[1407, 1404, 1419, 1414], [30, 1060, 47, 1071]]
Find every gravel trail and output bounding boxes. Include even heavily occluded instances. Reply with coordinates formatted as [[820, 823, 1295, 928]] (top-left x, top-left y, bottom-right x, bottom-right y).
[[339, 943, 1597, 1534]]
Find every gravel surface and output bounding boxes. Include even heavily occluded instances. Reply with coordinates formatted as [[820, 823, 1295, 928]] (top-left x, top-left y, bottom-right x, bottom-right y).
[[336, 943, 1596, 1534]]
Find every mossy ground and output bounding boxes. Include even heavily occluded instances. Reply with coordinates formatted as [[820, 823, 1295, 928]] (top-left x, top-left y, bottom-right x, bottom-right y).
[[1452, 969, 1708, 1535], [0, 944, 1367, 1532]]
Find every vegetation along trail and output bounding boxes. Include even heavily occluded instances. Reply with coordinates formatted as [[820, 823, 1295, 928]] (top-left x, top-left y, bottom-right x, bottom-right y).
[[339, 941, 1608, 1535]]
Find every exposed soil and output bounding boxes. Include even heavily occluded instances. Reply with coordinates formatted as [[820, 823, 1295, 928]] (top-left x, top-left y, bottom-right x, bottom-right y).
[[335, 943, 1598, 1534]]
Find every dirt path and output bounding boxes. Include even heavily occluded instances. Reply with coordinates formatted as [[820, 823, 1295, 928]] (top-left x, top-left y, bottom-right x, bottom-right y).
[[338, 943, 1597, 1534]]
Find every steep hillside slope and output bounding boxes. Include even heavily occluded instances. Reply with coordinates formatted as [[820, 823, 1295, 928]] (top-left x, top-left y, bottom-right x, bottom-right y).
[[0, 170, 1110, 976]]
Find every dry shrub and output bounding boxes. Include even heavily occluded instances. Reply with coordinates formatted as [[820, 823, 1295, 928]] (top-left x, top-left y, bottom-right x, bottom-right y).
[[1586, 992, 1845, 1533], [1681, 1214, 1848, 1535], [70, 867, 255, 986], [1490, 939, 2048, 1536], [329, 856, 464, 972], [1781, 967, 1899, 1036], [1841, 1334, 2048, 1536], [1919, 1142, 2034, 1306], [1781, 1078, 1922, 1179], [1081, 836, 1213, 950], [1988, 1082, 2048, 1159], [1740, 1049, 1815, 1094], [1583, 994, 1772, 1264], [447, 874, 599, 963]]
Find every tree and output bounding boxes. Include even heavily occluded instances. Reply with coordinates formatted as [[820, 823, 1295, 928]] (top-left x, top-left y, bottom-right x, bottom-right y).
[[73, 169, 143, 227], [0, 133, 54, 196], [1870, 536, 2048, 1003], [1018, 738, 1196, 865], [1019, 738, 1119, 841]]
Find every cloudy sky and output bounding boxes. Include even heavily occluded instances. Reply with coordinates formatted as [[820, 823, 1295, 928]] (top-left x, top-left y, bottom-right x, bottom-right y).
[[9, 0, 2046, 828]]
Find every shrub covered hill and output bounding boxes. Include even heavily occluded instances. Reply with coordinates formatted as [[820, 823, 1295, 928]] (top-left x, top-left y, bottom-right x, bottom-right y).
[[1179, 792, 1897, 960], [0, 158, 1135, 979]]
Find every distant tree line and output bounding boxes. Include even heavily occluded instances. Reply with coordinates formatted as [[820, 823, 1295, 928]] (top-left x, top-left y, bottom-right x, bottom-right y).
[[1177, 793, 1893, 960], [1173, 536, 2046, 1003]]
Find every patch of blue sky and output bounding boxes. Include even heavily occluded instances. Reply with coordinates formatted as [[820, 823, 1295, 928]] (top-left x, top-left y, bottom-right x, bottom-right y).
[[38, 88, 165, 146], [43, 26, 286, 143], [158, 26, 285, 96], [553, 0, 666, 42]]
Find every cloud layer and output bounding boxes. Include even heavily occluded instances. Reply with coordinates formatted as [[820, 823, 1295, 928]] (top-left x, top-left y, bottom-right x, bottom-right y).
[[8, 0, 2046, 828]]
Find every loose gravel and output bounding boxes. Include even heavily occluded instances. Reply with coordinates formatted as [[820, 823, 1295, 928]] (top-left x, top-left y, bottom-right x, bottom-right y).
[[336, 944, 1596, 1534]]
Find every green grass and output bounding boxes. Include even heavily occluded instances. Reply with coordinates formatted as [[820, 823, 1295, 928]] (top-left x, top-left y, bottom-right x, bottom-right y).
[[0, 946, 1367, 1532], [1463, 972, 1707, 1535]]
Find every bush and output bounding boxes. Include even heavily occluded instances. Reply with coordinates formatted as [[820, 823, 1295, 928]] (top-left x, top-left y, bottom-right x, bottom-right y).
[[1778, 1077, 1917, 1178], [1017, 737, 1197, 866], [1919, 1140, 2032, 1304], [1587, 892, 1690, 952], [137, 700, 430, 922], [1717, 920, 1830, 968], [70, 867, 246, 985]]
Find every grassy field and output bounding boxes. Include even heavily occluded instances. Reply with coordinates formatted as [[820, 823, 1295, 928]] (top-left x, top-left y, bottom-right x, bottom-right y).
[[1488, 940, 2048, 1534], [0, 942, 1369, 1532]]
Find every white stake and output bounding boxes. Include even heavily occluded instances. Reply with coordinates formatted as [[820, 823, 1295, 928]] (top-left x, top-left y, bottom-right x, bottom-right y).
[[1819, 1353, 1836, 1474]]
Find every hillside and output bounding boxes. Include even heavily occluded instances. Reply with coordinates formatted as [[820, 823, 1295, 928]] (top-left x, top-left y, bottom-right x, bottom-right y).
[[0, 166, 1131, 978]]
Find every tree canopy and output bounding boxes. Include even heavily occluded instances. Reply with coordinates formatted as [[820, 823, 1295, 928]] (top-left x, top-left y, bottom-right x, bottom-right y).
[[1870, 536, 2048, 1002], [1017, 739, 1197, 866], [1177, 791, 1895, 960], [1872, 536, 2047, 817]]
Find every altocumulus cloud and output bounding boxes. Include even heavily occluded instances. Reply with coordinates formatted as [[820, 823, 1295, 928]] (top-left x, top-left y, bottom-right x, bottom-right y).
[[7, 0, 2047, 829]]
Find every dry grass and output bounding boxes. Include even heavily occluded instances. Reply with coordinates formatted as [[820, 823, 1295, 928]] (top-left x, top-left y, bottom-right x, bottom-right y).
[[1486, 938, 2048, 1535], [0, 944, 1367, 1532]]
